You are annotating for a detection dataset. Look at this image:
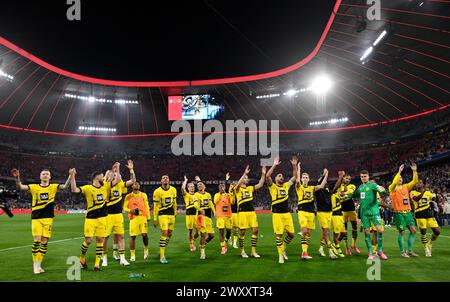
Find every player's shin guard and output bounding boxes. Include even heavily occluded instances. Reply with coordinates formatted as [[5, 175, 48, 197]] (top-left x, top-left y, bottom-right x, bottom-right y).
[[420, 233, 428, 250], [251, 234, 258, 254], [431, 233, 439, 243], [276, 237, 283, 256], [397, 233, 405, 253], [283, 234, 293, 247], [159, 236, 167, 259], [95, 243, 103, 268], [351, 229, 358, 247], [225, 229, 231, 241], [38, 242, 48, 262], [376, 233, 383, 252], [407, 233, 416, 252], [343, 233, 348, 248], [233, 229, 239, 245], [300, 235, 308, 253], [364, 233, 372, 254], [320, 239, 325, 248], [238, 235, 245, 252], [80, 241, 89, 261], [113, 243, 119, 257], [32, 240, 40, 263]]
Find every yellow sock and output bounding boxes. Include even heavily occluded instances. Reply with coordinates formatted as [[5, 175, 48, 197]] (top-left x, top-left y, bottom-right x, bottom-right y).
[[276, 237, 284, 256], [301, 235, 308, 253], [94, 243, 103, 267], [160, 236, 167, 259], [130, 250, 136, 258]]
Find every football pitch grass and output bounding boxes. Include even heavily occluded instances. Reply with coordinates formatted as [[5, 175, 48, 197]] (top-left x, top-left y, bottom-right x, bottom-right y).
[[1, 214, 449, 282]]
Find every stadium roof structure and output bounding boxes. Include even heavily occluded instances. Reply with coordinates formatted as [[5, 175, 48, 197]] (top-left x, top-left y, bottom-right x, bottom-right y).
[[0, 0, 448, 137]]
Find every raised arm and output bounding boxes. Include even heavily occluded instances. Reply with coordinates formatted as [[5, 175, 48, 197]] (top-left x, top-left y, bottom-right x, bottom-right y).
[[69, 168, 81, 193], [237, 165, 250, 188], [11, 169, 29, 191], [224, 172, 230, 191], [58, 174, 72, 191], [406, 163, 418, 191], [332, 171, 345, 194], [124, 160, 136, 187], [254, 166, 267, 190], [314, 168, 328, 191], [181, 175, 188, 196], [111, 162, 121, 187], [289, 156, 299, 184], [389, 164, 404, 193], [266, 157, 281, 187], [123, 194, 131, 213], [296, 162, 302, 188]]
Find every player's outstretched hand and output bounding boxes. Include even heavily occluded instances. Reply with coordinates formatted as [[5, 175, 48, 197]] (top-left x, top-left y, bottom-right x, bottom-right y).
[[226, 172, 230, 181], [244, 165, 250, 175], [126, 160, 134, 170], [338, 170, 345, 178], [411, 162, 417, 172], [399, 164, 405, 173], [68, 168, 77, 176], [377, 185, 386, 192], [273, 157, 281, 166], [195, 176, 201, 182], [290, 156, 298, 166], [10, 168, 20, 178], [262, 166, 267, 174], [323, 168, 329, 175], [184, 175, 188, 182]]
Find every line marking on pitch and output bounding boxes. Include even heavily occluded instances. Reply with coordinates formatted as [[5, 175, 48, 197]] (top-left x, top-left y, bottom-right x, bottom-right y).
[[0, 236, 84, 252], [0, 229, 130, 253]]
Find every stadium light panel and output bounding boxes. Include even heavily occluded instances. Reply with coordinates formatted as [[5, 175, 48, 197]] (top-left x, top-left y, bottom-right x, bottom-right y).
[[310, 75, 333, 95], [372, 30, 387, 47], [0, 69, 14, 81], [360, 46, 373, 62], [65, 93, 138, 104], [78, 126, 117, 132], [283, 89, 298, 97], [309, 117, 348, 126]]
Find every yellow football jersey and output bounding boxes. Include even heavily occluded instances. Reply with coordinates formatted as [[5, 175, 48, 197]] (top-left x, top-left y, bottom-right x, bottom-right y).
[[234, 185, 255, 212], [107, 180, 126, 214], [268, 182, 291, 213], [184, 192, 197, 215], [153, 185, 177, 215], [195, 191, 214, 218], [80, 184, 109, 218], [28, 183, 61, 219], [410, 190, 434, 215], [296, 185, 315, 212]]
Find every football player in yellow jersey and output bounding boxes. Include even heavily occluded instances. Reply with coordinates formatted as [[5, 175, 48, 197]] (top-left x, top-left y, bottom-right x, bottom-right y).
[[181, 175, 199, 252], [234, 164, 267, 258], [410, 181, 440, 257], [153, 175, 177, 264], [330, 171, 347, 258], [337, 175, 360, 256], [229, 180, 239, 248], [102, 160, 135, 267], [213, 174, 233, 255], [11, 168, 71, 274], [265, 156, 298, 264], [124, 182, 151, 260], [194, 179, 216, 259], [69, 168, 109, 271], [296, 162, 327, 260]]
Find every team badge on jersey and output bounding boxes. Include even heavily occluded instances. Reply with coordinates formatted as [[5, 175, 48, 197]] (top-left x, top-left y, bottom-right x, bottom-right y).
[[40, 193, 49, 200]]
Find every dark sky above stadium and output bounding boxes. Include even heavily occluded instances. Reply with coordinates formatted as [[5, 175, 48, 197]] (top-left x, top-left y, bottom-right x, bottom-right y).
[[0, 0, 336, 81]]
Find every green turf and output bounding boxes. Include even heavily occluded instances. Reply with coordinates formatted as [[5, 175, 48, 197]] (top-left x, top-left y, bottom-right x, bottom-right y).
[[0, 213, 449, 282]]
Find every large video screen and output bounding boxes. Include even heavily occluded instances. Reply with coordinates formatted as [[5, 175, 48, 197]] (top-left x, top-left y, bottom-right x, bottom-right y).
[[168, 94, 224, 121]]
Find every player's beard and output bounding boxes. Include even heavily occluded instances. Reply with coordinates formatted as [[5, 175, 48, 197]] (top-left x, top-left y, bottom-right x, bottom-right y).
[[99, 180, 104, 186]]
